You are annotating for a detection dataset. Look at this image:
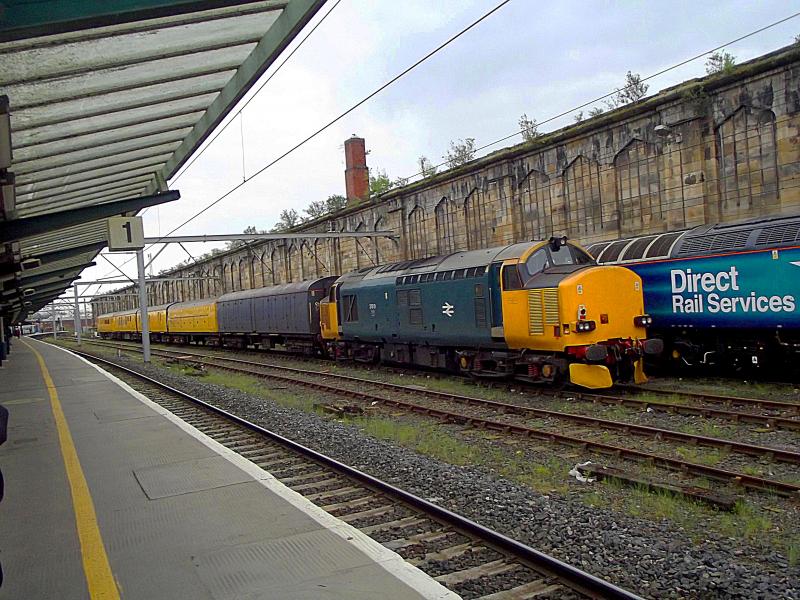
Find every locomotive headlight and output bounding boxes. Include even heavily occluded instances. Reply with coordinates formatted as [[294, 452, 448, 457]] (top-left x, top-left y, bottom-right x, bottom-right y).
[[575, 320, 596, 332], [634, 314, 653, 327]]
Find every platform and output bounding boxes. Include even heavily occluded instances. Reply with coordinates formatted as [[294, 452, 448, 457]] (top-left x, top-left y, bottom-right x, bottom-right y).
[[0, 338, 457, 599]]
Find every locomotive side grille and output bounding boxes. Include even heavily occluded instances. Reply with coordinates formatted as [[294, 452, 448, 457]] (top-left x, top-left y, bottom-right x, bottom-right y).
[[527, 291, 544, 335], [543, 288, 559, 324], [474, 297, 487, 327], [527, 288, 559, 334], [678, 231, 749, 256], [756, 223, 800, 246]]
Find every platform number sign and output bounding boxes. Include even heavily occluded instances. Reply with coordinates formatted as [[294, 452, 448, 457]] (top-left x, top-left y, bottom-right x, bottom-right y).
[[107, 216, 144, 251]]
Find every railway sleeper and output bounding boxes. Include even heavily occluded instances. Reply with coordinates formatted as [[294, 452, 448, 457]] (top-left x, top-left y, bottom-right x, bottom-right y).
[[382, 530, 454, 551], [289, 477, 343, 492], [321, 495, 382, 514], [477, 580, 565, 600], [434, 559, 515, 586]]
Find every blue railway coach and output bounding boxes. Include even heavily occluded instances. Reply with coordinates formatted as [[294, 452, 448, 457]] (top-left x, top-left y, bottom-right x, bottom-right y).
[[588, 215, 800, 370]]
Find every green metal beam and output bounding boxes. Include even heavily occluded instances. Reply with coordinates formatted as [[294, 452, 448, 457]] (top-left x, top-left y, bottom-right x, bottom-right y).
[[13, 264, 95, 289], [0, 190, 179, 242], [155, 0, 325, 187], [1, 1, 277, 42], [21, 242, 107, 265]]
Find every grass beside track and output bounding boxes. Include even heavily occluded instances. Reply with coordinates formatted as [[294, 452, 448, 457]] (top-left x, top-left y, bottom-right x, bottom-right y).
[[53, 339, 800, 566]]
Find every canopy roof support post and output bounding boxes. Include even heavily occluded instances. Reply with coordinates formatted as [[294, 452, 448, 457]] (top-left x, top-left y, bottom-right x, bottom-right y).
[[136, 249, 150, 363]]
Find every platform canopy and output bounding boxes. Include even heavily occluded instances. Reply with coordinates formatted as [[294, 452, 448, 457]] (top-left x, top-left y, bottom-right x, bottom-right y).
[[0, 0, 326, 323]]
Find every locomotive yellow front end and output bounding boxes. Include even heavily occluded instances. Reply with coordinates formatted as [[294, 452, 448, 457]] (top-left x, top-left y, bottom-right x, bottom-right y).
[[502, 239, 661, 388]]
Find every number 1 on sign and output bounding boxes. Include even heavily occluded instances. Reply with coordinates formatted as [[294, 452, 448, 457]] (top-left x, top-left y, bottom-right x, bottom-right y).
[[122, 221, 132, 243]]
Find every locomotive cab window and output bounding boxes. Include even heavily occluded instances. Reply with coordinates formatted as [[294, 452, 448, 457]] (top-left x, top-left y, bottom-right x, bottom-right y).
[[550, 244, 594, 266], [501, 264, 524, 290], [522, 248, 550, 278]]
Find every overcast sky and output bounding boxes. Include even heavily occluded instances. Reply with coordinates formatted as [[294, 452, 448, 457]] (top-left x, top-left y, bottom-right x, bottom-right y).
[[68, 0, 800, 307]]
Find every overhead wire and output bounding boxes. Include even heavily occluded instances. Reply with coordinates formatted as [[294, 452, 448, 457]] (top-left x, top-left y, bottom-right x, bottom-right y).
[[145, 0, 517, 245], [402, 9, 800, 181]]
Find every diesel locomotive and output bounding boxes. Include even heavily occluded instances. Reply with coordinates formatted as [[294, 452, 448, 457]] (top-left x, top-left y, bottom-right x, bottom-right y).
[[98, 238, 662, 389], [587, 214, 800, 372]]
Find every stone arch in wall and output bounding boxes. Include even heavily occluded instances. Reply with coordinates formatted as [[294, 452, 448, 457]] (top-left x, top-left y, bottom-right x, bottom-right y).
[[251, 254, 262, 288], [239, 257, 250, 290], [213, 265, 223, 296], [270, 248, 279, 284], [313, 239, 330, 276], [716, 105, 779, 219], [614, 139, 664, 234], [286, 245, 297, 283], [563, 155, 604, 237], [353, 221, 373, 269], [518, 169, 553, 241], [463, 188, 491, 250], [232, 260, 241, 291], [222, 264, 230, 293], [372, 218, 388, 267], [434, 197, 458, 255], [299, 241, 313, 279], [407, 206, 427, 259]]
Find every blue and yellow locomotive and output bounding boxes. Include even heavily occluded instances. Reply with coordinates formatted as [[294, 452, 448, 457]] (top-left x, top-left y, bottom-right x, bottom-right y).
[[321, 238, 661, 388]]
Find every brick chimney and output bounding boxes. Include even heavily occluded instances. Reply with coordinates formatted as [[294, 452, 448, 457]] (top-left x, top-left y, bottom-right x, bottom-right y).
[[344, 135, 369, 205]]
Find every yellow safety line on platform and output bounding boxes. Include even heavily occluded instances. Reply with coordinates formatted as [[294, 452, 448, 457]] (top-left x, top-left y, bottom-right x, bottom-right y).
[[22, 339, 120, 599]]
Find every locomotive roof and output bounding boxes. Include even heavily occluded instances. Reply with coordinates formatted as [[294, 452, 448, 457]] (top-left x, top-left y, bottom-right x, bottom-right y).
[[338, 242, 535, 283], [218, 276, 337, 302], [586, 214, 800, 264]]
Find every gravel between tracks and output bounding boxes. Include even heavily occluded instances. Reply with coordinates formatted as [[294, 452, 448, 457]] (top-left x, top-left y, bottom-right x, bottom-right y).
[[111, 354, 799, 599]]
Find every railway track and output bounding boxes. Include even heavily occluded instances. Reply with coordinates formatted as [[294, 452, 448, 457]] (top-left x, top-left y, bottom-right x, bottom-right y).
[[75, 349, 641, 600], [66, 339, 800, 498]]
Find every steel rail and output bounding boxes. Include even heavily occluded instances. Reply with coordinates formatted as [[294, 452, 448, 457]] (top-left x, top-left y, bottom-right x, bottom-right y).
[[558, 389, 800, 431], [98, 342, 800, 465], [75, 340, 800, 462], [613, 384, 800, 413], [80, 339, 800, 429], [74, 349, 643, 600], [72, 340, 800, 497]]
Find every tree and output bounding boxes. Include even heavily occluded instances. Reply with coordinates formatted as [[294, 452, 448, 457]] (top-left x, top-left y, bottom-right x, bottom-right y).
[[304, 200, 327, 220], [272, 208, 300, 232], [325, 194, 347, 213], [226, 225, 266, 250], [573, 111, 584, 124], [605, 71, 649, 109], [304, 194, 347, 221], [705, 50, 736, 75], [519, 113, 539, 142], [443, 138, 476, 169], [369, 169, 394, 198], [588, 106, 604, 118], [418, 155, 437, 178]]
